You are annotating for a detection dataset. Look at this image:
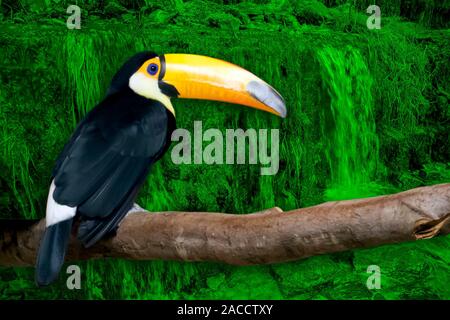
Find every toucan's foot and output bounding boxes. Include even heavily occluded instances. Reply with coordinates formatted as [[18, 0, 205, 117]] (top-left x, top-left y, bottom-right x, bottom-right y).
[[105, 203, 146, 238], [129, 203, 145, 214], [123, 203, 146, 218]]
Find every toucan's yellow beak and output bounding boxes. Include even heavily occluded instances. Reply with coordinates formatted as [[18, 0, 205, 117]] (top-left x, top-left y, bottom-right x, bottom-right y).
[[160, 54, 287, 118]]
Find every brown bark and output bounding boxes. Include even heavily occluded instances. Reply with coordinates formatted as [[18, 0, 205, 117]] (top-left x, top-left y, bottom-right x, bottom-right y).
[[0, 184, 449, 267]]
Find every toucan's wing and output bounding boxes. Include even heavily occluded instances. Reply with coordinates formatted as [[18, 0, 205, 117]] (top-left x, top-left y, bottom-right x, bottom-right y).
[[52, 89, 175, 218]]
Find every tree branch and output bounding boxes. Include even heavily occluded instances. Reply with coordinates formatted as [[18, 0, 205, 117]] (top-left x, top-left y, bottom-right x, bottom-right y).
[[1, 184, 449, 267]]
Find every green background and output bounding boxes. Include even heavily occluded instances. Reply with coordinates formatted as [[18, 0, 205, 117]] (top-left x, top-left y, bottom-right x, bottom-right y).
[[0, 0, 449, 299]]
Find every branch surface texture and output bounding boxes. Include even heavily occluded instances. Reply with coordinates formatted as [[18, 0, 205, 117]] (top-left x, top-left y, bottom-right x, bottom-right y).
[[1, 184, 449, 266]]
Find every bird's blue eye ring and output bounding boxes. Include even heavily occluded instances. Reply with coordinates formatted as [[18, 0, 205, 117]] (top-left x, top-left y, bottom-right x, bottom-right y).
[[147, 63, 158, 75]]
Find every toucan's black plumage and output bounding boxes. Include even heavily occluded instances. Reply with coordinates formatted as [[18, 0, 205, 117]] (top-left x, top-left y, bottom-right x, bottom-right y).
[[36, 52, 175, 286], [107, 51, 157, 96]]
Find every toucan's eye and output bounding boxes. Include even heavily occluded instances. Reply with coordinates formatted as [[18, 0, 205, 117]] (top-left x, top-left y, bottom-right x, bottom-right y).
[[147, 63, 158, 76]]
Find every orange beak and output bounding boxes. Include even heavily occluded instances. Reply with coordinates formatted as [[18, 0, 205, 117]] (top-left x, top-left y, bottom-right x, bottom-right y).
[[159, 54, 287, 118]]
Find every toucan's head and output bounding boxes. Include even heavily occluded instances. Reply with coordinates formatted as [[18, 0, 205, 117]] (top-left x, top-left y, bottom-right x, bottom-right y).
[[108, 51, 286, 118]]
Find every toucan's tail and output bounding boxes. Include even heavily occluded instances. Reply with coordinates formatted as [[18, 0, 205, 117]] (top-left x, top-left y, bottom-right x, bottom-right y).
[[35, 218, 73, 286]]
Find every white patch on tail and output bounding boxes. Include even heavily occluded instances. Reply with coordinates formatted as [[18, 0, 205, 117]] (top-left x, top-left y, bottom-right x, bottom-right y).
[[46, 180, 77, 227]]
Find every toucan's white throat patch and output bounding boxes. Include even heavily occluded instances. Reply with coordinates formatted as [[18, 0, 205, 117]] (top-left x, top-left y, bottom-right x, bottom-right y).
[[129, 72, 175, 116]]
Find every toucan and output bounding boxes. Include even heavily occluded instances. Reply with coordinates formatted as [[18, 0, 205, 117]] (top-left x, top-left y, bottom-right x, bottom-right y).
[[35, 52, 286, 286]]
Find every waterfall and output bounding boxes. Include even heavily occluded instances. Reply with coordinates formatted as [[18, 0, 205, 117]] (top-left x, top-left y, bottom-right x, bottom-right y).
[[317, 46, 383, 200]]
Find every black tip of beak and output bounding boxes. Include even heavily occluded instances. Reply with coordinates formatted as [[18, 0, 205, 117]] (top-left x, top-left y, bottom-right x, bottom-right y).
[[247, 81, 287, 118]]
